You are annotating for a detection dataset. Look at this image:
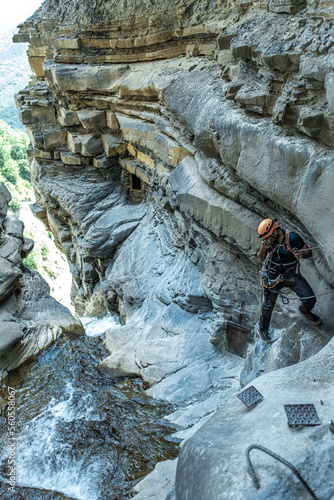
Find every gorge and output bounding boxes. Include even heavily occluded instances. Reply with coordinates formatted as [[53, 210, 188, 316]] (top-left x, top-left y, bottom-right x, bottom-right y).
[[1, 0, 334, 498]]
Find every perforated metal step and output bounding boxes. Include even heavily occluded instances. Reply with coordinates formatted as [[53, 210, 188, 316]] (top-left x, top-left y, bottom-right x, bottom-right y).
[[237, 386, 263, 408], [284, 404, 321, 427]]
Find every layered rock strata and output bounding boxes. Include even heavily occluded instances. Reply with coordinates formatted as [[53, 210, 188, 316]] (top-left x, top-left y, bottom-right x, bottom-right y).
[[13, 0, 334, 498], [0, 183, 83, 381]]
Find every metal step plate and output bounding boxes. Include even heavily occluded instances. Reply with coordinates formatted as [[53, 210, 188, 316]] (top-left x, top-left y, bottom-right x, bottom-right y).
[[237, 386, 264, 408], [284, 404, 321, 427]]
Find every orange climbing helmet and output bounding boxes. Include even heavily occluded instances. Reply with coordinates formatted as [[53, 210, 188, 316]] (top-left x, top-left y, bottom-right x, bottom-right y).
[[257, 218, 278, 239]]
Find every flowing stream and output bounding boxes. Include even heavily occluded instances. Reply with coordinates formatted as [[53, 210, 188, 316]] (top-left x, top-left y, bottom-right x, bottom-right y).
[[0, 316, 178, 499]]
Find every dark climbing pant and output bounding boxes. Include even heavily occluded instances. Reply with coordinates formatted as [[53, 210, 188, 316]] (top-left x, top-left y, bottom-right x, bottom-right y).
[[260, 271, 316, 331]]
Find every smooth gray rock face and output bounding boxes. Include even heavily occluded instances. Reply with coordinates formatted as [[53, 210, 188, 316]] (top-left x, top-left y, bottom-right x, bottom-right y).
[[0, 322, 24, 353], [133, 459, 177, 500], [82, 204, 146, 257], [0, 182, 83, 381], [175, 338, 334, 500], [0, 184, 11, 224], [240, 321, 333, 387]]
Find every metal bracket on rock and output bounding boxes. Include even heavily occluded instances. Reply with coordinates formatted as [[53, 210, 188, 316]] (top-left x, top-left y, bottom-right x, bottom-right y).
[[246, 444, 320, 500], [237, 386, 263, 408], [284, 404, 321, 428]]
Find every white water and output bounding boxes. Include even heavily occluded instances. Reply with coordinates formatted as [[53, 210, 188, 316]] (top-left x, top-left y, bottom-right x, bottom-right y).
[[81, 314, 119, 337], [15, 316, 119, 499], [1, 317, 119, 499], [15, 383, 103, 499], [0, 315, 177, 499]]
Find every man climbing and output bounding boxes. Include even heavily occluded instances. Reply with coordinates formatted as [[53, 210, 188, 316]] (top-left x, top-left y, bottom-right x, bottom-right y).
[[257, 218, 321, 343]]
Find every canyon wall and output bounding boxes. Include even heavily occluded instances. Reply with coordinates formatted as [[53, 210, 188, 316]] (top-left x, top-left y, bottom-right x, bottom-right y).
[[0, 182, 83, 381], [12, 0, 334, 498]]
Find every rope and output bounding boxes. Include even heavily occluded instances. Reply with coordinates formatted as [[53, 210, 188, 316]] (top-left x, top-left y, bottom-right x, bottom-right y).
[[260, 278, 264, 315], [261, 281, 334, 304], [280, 290, 334, 301], [246, 444, 320, 500], [229, 246, 320, 259]]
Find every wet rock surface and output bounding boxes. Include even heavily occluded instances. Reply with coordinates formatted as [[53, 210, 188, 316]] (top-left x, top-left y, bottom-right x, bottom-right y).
[[0, 332, 178, 499]]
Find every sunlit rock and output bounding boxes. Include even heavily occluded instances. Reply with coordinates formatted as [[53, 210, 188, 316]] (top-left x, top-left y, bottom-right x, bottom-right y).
[[0, 182, 83, 381]]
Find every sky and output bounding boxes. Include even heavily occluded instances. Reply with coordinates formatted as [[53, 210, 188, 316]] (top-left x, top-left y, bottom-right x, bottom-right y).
[[0, 0, 44, 29]]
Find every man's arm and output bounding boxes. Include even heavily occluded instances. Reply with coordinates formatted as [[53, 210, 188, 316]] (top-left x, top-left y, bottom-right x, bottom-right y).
[[293, 244, 312, 260], [257, 241, 269, 262]]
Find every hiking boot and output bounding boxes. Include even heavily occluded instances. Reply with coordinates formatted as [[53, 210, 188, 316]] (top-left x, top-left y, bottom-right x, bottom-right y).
[[257, 327, 272, 344], [298, 307, 322, 326]]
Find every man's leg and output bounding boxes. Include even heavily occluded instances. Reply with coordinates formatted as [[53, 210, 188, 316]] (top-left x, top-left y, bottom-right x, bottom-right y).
[[288, 273, 316, 314], [260, 286, 278, 332], [288, 273, 321, 325]]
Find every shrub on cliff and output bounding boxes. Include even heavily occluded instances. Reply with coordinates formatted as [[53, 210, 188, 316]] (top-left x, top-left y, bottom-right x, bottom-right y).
[[0, 119, 32, 212]]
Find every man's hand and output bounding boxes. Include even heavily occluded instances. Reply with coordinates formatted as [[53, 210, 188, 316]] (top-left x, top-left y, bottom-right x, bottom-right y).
[[293, 248, 301, 260], [257, 240, 269, 262], [293, 245, 312, 260]]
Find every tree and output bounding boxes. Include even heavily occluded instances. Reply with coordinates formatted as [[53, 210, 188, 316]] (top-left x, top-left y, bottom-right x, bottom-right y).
[[0, 119, 32, 212]]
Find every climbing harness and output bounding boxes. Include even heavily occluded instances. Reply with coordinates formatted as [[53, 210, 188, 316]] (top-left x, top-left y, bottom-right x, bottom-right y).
[[257, 241, 334, 304], [246, 444, 320, 500], [229, 238, 332, 304], [259, 245, 286, 291], [268, 230, 295, 256], [264, 274, 284, 289]]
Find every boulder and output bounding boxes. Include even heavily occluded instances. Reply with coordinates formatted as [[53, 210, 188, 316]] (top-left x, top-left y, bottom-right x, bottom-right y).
[[0, 322, 24, 353], [0, 270, 84, 378], [175, 338, 334, 500], [240, 321, 333, 387], [0, 184, 11, 224], [82, 204, 146, 257], [0, 256, 22, 304], [77, 109, 106, 129], [44, 62, 131, 92]]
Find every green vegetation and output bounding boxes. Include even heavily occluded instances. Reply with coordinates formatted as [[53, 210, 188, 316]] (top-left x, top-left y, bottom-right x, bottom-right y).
[[22, 230, 55, 277], [22, 248, 38, 271], [0, 120, 71, 306], [0, 32, 31, 130], [0, 119, 71, 306], [0, 119, 32, 212]]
